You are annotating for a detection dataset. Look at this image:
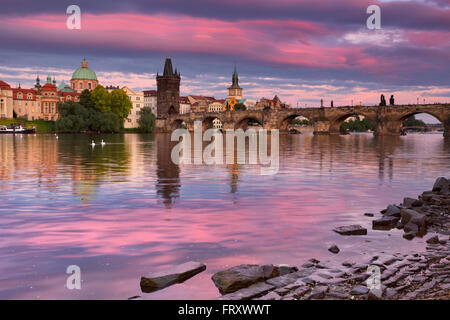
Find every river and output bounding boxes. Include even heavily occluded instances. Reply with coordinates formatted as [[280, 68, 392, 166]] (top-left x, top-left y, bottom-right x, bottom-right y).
[[0, 132, 449, 299]]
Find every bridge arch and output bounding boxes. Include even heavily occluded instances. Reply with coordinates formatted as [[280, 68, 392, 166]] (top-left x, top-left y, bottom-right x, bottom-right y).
[[234, 115, 263, 130], [398, 111, 445, 135], [202, 115, 224, 131], [329, 113, 377, 135], [278, 113, 313, 132]]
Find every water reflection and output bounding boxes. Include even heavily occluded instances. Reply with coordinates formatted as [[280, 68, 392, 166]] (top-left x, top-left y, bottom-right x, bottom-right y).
[[156, 134, 180, 207], [0, 133, 449, 299]]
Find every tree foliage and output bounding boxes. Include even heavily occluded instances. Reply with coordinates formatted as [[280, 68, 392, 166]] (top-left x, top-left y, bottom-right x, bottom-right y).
[[137, 107, 156, 133], [79, 89, 95, 109], [110, 89, 133, 119], [91, 85, 111, 113], [55, 102, 123, 133], [403, 115, 426, 127], [234, 103, 246, 111], [340, 116, 374, 132], [89, 85, 132, 119]]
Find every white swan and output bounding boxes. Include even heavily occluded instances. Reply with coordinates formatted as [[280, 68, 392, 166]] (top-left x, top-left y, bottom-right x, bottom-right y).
[[101, 139, 106, 146], [91, 140, 96, 147]]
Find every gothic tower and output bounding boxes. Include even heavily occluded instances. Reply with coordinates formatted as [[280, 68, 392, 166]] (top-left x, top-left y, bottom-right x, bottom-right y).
[[156, 58, 180, 118], [227, 65, 243, 100]]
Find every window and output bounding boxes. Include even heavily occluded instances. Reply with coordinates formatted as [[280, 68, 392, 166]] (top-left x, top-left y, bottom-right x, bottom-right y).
[[79, 83, 83, 89], [88, 83, 92, 90]]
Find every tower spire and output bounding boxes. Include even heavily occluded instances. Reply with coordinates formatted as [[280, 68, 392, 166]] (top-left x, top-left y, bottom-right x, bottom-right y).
[[163, 58, 174, 76]]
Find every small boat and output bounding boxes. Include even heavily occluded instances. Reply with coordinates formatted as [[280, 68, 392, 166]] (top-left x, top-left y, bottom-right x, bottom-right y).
[[0, 125, 36, 134]]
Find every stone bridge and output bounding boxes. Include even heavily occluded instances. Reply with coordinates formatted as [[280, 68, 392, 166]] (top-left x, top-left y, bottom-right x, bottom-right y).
[[157, 104, 450, 136]]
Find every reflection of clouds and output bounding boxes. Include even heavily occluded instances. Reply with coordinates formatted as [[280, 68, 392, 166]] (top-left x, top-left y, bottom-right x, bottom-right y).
[[0, 134, 449, 298]]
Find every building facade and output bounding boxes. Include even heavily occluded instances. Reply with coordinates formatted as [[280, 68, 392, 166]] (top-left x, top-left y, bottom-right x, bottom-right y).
[[143, 90, 157, 115], [179, 96, 191, 114], [156, 58, 180, 118], [13, 87, 39, 120], [70, 59, 99, 93], [0, 81, 14, 119], [122, 86, 144, 128], [208, 99, 225, 112]]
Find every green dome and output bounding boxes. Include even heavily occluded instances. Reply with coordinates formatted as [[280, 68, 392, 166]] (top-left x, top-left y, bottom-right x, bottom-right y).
[[71, 59, 98, 81]]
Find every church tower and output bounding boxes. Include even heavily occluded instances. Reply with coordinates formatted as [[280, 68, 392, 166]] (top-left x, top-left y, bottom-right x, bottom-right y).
[[227, 65, 243, 100], [156, 58, 180, 118]]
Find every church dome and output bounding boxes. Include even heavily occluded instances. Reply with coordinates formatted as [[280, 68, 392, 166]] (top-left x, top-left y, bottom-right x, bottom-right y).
[[71, 59, 98, 81]]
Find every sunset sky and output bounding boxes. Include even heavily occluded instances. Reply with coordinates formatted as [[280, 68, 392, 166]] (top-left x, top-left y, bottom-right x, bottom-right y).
[[0, 0, 449, 115]]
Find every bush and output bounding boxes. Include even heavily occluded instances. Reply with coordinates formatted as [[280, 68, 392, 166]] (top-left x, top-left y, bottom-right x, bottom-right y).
[[56, 102, 123, 133], [137, 107, 156, 133]]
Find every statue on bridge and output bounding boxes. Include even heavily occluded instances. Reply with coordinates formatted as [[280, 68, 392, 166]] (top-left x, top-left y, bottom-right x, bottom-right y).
[[379, 94, 386, 106], [390, 95, 395, 106]]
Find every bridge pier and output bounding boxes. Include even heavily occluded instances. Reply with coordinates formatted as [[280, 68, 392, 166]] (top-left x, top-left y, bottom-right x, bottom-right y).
[[313, 120, 332, 135], [374, 119, 403, 136], [444, 119, 450, 137]]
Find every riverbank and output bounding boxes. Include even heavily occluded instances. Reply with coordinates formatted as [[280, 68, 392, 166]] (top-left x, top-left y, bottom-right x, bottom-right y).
[[209, 177, 450, 300], [0, 119, 55, 133]]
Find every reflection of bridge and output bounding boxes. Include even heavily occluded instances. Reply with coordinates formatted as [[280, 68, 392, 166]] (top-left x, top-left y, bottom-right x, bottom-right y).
[[402, 125, 443, 132], [157, 104, 450, 136]]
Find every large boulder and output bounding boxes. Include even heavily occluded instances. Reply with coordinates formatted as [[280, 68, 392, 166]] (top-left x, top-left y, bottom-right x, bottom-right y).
[[400, 209, 426, 229], [432, 177, 449, 193], [140, 261, 206, 292], [383, 205, 401, 217], [372, 216, 400, 230], [212, 264, 297, 295], [403, 197, 423, 208], [218, 282, 275, 300], [333, 225, 367, 236]]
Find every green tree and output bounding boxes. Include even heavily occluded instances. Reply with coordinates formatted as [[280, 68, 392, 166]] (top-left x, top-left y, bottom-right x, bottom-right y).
[[340, 116, 374, 132], [100, 111, 123, 133], [110, 89, 132, 119], [91, 85, 110, 113], [403, 116, 426, 127], [80, 89, 95, 109], [55, 101, 123, 133], [137, 107, 156, 133], [234, 103, 246, 111]]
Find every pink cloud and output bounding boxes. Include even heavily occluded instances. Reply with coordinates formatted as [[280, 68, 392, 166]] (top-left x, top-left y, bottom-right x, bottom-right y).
[[0, 13, 401, 73]]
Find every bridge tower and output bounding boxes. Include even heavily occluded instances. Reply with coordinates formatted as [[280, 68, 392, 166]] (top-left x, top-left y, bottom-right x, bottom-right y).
[[156, 58, 180, 118]]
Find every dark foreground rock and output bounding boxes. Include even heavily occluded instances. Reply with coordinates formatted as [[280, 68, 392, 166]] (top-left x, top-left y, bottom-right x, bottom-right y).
[[328, 244, 340, 254], [140, 261, 206, 292], [211, 264, 298, 294], [213, 239, 450, 300], [333, 225, 367, 236]]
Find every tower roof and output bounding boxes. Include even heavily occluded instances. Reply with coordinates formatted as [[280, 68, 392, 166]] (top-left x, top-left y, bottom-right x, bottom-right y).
[[71, 59, 98, 81], [163, 58, 174, 76], [160, 58, 180, 78], [228, 65, 241, 89]]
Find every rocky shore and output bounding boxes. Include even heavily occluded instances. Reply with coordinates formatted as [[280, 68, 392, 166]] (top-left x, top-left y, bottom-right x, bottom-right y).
[[210, 177, 450, 300]]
